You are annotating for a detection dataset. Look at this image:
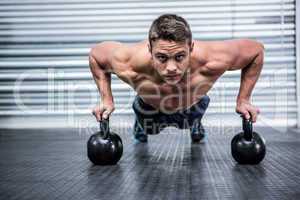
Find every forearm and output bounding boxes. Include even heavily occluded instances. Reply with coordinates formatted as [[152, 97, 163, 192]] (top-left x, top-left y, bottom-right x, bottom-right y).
[[237, 48, 264, 102], [89, 55, 114, 103]]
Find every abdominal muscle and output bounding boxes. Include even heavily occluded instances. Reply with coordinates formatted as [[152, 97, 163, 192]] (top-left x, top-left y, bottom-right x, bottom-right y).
[[139, 93, 205, 113], [134, 77, 212, 113]]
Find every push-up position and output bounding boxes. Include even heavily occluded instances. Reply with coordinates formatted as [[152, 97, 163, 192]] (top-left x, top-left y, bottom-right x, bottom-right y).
[[89, 14, 264, 143]]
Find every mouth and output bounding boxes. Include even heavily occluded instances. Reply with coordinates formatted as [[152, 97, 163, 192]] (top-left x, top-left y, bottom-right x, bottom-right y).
[[164, 74, 181, 79]]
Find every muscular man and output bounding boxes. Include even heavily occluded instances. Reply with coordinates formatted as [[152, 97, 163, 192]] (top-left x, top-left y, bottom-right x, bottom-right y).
[[89, 14, 264, 143]]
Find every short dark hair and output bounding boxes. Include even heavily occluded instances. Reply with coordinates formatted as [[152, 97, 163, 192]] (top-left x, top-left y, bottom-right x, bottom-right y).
[[148, 14, 192, 49]]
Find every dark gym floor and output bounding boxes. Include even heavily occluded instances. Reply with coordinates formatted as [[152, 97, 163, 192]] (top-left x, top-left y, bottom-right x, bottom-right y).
[[0, 126, 300, 200]]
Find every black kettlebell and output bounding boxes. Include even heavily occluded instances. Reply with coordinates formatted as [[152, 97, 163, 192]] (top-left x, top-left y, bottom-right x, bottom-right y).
[[87, 118, 123, 165], [231, 116, 266, 164]]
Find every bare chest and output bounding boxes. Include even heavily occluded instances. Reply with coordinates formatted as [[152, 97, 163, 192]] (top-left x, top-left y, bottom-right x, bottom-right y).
[[130, 73, 216, 112]]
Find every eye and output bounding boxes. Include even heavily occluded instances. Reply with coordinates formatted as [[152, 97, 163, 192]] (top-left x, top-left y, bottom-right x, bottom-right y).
[[157, 55, 167, 62], [175, 54, 185, 62]]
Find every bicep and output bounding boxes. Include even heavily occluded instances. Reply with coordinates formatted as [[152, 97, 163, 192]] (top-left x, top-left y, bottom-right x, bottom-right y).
[[203, 39, 264, 74], [226, 39, 264, 70], [89, 41, 123, 67]]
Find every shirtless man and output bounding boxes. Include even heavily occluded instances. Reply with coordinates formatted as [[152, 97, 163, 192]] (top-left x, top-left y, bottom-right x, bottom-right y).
[[89, 14, 264, 143]]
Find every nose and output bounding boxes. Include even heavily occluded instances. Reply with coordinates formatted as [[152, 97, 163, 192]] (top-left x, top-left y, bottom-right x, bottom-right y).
[[166, 61, 177, 73]]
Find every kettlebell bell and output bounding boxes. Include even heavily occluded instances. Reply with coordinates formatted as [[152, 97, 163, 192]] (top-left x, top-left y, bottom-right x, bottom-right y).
[[231, 116, 266, 164], [87, 118, 123, 165]]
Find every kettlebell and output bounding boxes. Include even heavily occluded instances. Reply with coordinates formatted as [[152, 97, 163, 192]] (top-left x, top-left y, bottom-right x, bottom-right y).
[[87, 118, 123, 165], [231, 116, 266, 164]]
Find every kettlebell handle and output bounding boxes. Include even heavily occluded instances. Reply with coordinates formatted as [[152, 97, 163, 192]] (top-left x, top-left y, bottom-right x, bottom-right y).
[[99, 118, 110, 139], [242, 116, 253, 141]]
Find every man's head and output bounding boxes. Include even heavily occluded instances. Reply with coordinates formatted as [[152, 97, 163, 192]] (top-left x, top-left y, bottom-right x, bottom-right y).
[[148, 14, 194, 85]]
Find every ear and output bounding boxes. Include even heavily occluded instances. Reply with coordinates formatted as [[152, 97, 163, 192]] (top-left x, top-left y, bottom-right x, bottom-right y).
[[147, 43, 152, 53], [190, 41, 194, 52]]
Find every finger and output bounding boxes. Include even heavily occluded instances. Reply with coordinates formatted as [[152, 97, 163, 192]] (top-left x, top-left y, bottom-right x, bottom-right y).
[[95, 111, 100, 121], [243, 110, 251, 120], [97, 108, 105, 121], [102, 110, 110, 119], [99, 110, 104, 121], [92, 109, 99, 121], [257, 108, 260, 114], [239, 109, 250, 120], [249, 109, 257, 122]]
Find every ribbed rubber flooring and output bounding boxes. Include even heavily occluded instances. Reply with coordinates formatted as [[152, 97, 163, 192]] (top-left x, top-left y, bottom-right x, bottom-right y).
[[0, 126, 299, 200]]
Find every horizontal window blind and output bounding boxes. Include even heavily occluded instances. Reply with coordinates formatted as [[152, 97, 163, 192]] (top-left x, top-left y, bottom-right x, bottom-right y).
[[0, 0, 296, 127]]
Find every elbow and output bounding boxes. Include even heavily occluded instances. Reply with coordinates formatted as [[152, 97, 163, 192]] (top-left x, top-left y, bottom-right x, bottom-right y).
[[242, 39, 265, 57], [89, 47, 98, 60], [89, 51, 103, 73], [89, 46, 106, 69], [88, 48, 97, 66], [251, 41, 264, 60], [253, 40, 265, 53], [257, 42, 265, 52], [89, 42, 108, 64], [256, 43, 265, 68], [257, 42, 265, 61], [88, 48, 97, 68]]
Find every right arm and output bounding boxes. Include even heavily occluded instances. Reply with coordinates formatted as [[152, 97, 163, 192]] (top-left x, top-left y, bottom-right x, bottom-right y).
[[89, 42, 121, 120]]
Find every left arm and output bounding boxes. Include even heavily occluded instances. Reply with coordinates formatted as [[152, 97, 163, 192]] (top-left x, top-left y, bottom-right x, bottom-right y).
[[231, 40, 265, 122], [209, 39, 265, 122], [228, 39, 265, 102]]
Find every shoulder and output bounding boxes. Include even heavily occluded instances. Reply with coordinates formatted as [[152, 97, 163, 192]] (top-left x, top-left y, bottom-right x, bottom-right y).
[[193, 40, 237, 65], [192, 39, 263, 73], [89, 41, 124, 66], [89, 40, 151, 67], [113, 40, 152, 73], [194, 39, 262, 60], [202, 39, 262, 51], [191, 40, 236, 75], [111, 40, 149, 64]]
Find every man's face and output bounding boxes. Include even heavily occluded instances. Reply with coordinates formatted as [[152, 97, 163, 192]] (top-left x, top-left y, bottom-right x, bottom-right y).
[[149, 39, 193, 85]]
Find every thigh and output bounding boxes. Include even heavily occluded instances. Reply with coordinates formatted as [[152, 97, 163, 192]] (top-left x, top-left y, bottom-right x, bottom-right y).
[[132, 96, 162, 134], [182, 95, 210, 125]]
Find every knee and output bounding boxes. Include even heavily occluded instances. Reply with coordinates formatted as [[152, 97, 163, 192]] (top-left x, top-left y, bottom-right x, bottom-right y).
[[132, 96, 146, 114], [132, 96, 140, 113], [201, 95, 210, 109], [185, 95, 210, 117], [132, 96, 159, 115]]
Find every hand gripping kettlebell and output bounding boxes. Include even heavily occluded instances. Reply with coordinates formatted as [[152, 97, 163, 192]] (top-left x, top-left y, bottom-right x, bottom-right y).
[[231, 116, 266, 164], [87, 118, 123, 165]]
